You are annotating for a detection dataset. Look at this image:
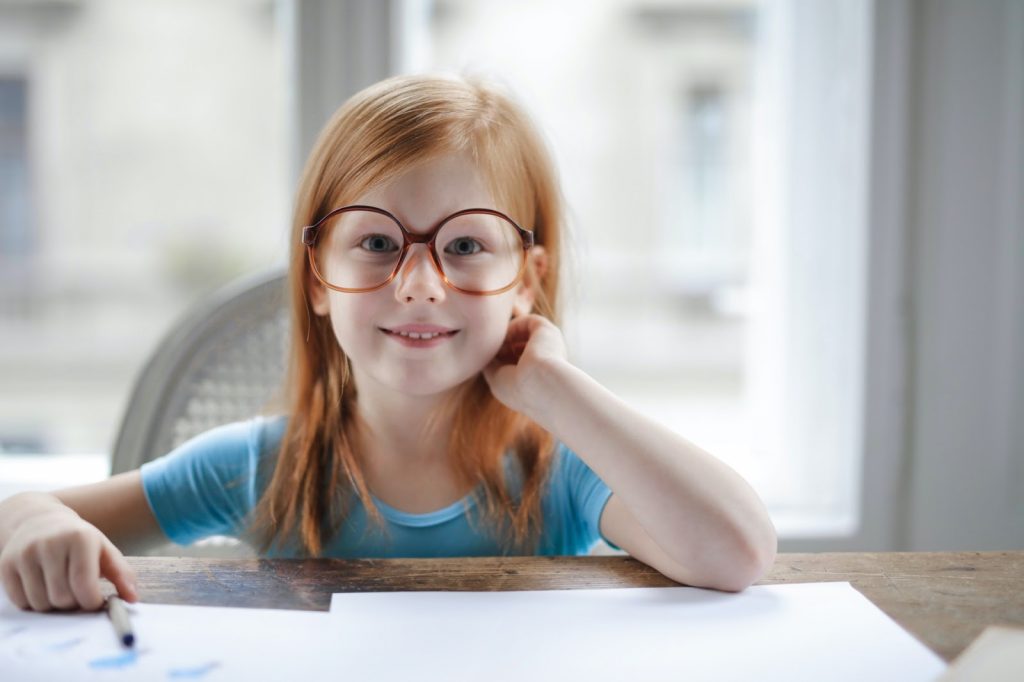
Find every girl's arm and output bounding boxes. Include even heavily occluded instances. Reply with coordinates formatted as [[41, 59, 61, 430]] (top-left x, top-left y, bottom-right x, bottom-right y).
[[0, 472, 165, 611], [485, 315, 777, 592], [51, 471, 167, 553]]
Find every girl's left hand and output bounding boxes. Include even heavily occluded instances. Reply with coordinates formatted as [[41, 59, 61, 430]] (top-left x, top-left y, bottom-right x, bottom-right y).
[[483, 314, 569, 416]]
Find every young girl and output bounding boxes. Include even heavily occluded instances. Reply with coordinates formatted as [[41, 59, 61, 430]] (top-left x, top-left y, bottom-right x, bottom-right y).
[[0, 74, 776, 612]]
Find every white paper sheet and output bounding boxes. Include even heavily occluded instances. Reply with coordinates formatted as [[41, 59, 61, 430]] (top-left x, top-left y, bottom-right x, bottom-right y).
[[328, 582, 947, 681], [0, 595, 340, 681]]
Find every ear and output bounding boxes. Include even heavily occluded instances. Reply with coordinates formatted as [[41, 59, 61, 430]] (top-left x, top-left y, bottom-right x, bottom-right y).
[[307, 270, 331, 317], [512, 245, 548, 317]]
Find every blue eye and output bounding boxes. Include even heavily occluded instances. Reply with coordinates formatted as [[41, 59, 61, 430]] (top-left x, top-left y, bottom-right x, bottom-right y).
[[445, 237, 483, 256], [360, 234, 398, 252]]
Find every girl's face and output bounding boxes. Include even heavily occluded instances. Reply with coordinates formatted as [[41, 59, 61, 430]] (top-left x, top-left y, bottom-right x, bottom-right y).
[[308, 152, 542, 398]]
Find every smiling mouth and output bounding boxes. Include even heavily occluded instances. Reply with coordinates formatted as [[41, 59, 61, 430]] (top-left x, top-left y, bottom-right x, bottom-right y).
[[379, 328, 460, 340]]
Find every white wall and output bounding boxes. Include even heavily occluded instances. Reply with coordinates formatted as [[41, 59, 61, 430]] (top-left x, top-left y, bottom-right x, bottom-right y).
[[764, 0, 1024, 552], [902, 0, 1024, 550]]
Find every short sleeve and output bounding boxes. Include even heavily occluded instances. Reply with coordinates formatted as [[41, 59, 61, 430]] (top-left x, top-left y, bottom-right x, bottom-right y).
[[139, 418, 273, 546], [546, 443, 617, 554]]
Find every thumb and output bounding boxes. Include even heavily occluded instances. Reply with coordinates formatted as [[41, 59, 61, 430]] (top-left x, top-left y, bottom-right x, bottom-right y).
[[99, 538, 138, 603], [482, 362, 521, 409], [483, 357, 513, 385]]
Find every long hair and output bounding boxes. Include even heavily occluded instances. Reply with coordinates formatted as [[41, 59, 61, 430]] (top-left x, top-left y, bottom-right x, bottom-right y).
[[249, 74, 566, 556]]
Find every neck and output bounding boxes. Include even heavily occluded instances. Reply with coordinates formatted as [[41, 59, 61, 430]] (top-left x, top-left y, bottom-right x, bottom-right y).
[[349, 369, 463, 464]]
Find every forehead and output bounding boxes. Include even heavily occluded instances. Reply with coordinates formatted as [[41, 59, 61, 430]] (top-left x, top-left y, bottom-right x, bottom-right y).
[[353, 152, 497, 232]]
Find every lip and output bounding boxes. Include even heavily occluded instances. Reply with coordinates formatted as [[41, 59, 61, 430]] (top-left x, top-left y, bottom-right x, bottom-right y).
[[383, 324, 458, 334], [379, 324, 460, 349]]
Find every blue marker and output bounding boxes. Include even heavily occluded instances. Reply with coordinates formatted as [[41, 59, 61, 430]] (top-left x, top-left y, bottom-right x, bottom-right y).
[[105, 596, 135, 648]]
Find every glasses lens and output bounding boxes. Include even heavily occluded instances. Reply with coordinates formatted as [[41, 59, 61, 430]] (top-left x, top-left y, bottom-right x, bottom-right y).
[[312, 210, 404, 290], [436, 213, 525, 293]]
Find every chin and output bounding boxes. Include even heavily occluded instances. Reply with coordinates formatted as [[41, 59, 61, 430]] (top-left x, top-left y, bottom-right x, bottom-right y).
[[385, 366, 482, 397]]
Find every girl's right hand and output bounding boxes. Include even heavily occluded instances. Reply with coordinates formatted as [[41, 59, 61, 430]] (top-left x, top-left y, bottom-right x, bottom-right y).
[[0, 506, 138, 612]]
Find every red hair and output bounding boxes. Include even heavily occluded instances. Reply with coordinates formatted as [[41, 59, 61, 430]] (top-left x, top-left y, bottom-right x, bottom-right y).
[[250, 74, 566, 556]]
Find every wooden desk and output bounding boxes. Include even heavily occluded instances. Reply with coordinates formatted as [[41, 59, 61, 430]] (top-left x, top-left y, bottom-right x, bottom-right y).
[[128, 550, 1024, 663]]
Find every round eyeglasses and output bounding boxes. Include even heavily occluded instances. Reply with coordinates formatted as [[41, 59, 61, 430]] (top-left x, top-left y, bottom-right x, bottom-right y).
[[302, 206, 535, 295]]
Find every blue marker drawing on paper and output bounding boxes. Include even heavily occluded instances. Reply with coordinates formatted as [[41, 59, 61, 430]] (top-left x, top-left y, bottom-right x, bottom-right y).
[[2, 626, 28, 639], [47, 636, 84, 652], [88, 649, 139, 669], [168, 661, 221, 678]]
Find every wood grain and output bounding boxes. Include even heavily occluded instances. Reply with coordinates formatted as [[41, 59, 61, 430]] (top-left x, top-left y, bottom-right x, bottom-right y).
[[126, 551, 1024, 662]]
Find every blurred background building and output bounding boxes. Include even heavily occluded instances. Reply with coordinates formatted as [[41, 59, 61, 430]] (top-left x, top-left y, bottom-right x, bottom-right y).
[[0, 0, 1021, 553], [0, 0, 289, 452]]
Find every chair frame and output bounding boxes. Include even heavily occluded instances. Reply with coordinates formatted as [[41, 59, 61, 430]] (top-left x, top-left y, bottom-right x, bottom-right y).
[[110, 267, 289, 476]]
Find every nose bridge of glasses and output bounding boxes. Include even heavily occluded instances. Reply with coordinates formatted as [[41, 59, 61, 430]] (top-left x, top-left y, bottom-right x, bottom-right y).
[[398, 242, 445, 284]]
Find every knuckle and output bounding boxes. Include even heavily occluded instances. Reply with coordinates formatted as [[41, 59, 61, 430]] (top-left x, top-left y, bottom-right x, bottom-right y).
[[1, 574, 21, 601], [6, 590, 29, 610], [15, 552, 39, 574], [79, 591, 103, 611], [72, 526, 97, 545], [68, 559, 102, 607], [67, 557, 91, 583], [39, 537, 63, 556], [19, 543, 41, 564], [69, 572, 96, 600], [49, 586, 75, 610], [27, 594, 51, 612]]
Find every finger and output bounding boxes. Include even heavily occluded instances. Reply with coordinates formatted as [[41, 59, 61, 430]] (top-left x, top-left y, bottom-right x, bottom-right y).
[[495, 340, 524, 365], [482, 363, 515, 392], [507, 316, 559, 354], [496, 320, 537, 361], [482, 360, 501, 384], [504, 314, 543, 342], [40, 542, 77, 611], [0, 561, 30, 610], [19, 559, 52, 612], [99, 538, 138, 603], [68, 534, 105, 611], [520, 313, 549, 331]]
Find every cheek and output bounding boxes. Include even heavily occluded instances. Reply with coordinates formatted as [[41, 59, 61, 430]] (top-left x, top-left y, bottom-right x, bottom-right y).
[[325, 295, 376, 351], [468, 299, 516, 358]]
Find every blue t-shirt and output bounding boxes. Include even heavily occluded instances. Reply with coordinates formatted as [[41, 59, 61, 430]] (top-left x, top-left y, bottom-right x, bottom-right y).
[[139, 416, 616, 558]]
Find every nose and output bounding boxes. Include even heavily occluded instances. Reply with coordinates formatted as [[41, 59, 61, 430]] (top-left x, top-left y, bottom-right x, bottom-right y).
[[395, 245, 447, 304]]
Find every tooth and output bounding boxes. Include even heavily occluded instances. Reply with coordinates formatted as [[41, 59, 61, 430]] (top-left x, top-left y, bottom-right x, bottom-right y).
[[390, 329, 451, 340]]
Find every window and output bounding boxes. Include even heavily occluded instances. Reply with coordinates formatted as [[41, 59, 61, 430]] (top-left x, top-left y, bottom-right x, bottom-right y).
[[404, 0, 872, 542], [0, 1, 288, 456], [0, 77, 32, 321]]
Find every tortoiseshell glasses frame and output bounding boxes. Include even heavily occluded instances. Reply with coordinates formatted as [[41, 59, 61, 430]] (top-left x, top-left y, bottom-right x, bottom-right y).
[[301, 205, 535, 296]]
